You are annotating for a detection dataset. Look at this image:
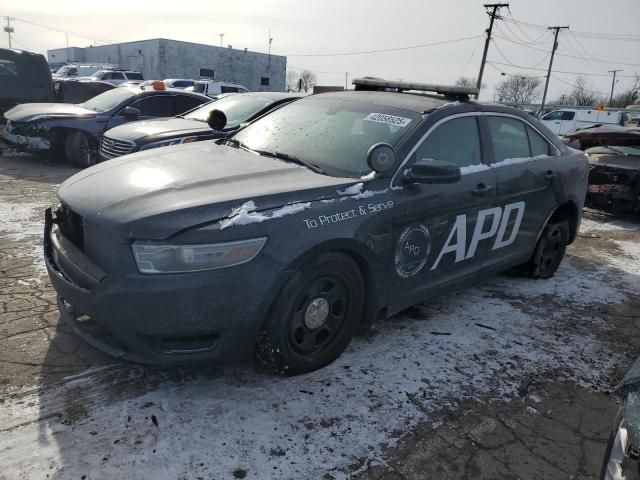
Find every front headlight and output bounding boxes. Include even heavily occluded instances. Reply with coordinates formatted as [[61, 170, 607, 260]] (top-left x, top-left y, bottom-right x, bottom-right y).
[[139, 136, 198, 151], [131, 237, 267, 274]]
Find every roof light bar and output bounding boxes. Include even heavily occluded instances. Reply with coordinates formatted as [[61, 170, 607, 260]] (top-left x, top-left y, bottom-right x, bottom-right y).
[[352, 78, 479, 98]]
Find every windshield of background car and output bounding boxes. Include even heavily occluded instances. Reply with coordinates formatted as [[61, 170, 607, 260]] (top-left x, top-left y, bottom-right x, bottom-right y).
[[185, 95, 274, 128], [79, 88, 138, 112], [232, 97, 420, 177]]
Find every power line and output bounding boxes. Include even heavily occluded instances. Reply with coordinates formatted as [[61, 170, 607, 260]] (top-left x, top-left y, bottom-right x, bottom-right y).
[[491, 38, 549, 70], [503, 16, 640, 41], [487, 59, 638, 78], [286, 34, 483, 57], [7, 15, 117, 45]]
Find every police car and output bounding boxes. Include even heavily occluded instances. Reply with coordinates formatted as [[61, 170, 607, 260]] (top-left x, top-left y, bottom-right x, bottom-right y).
[[44, 78, 588, 374]]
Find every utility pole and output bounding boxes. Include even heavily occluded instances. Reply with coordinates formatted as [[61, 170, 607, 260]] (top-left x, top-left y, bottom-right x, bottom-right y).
[[476, 3, 509, 99], [608, 69, 623, 105], [217, 33, 225, 47], [4, 16, 14, 49], [268, 29, 273, 68], [539, 26, 569, 114]]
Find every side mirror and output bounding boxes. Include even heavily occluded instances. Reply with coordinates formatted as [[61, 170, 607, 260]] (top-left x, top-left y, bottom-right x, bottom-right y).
[[404, 158, 461, 184], [122, 106, 140, 118], [367, 143, 396, 173], [207, 109, 227, 131]]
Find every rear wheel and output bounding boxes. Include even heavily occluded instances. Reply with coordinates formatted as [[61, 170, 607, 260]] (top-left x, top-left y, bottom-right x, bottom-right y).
[[524, 220, 569, 279], [256, 252, 365, 374], [65, 130, 97, 168]]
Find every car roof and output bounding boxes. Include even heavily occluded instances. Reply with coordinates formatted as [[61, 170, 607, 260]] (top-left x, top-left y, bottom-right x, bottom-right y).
[[310, 90, 449, 113], [131, 87, 210, 101], [243, 92, 304, 100]]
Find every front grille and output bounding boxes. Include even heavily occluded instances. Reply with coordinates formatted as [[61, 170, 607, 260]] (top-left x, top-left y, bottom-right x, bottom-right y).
[[100, 135, 135, 159], [56, 205, 84, 251]]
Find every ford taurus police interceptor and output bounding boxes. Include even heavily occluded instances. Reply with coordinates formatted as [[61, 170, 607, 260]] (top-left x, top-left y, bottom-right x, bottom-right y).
[[44, 78, 588, 374]]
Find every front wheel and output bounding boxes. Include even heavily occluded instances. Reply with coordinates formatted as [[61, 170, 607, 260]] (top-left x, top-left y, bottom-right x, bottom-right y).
[[525, 219, 569, 279], [65, 130, 98, 168], [256, 252, 365, 375]]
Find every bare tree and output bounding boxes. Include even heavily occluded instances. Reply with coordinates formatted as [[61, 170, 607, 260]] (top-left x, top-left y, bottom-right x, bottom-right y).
[[495, 75, 541, 104], [568, 76, 599, 106], [455, 77, 476, 88], [299, 70, 317, 92], [609, 74, 640, 107], [286, 70, 301, 92]]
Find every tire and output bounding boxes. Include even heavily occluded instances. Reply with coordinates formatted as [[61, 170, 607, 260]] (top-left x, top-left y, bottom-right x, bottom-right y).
[[256, 252, 365, 375], [524, 219, 569, 279], [65, 130, 98, 168]]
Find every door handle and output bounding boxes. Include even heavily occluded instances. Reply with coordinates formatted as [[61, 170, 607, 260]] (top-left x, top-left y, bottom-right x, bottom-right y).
[[472, 184, 493, 196], [545, 171, 558, 180]]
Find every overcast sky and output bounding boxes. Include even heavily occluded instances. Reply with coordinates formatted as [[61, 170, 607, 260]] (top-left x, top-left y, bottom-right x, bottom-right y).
[[3, 0, 640, 101]]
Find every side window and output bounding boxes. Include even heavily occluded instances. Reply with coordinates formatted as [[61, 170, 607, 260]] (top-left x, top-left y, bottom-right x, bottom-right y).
[[0, 58, 18, 76], [174, 95, 204, 114], [220, 86, 239, 93], [414, 117, 482, 167], [487, 117, 531, 162], [111, 72, 125, 80], [526, 126, 551, 157], [131, 96, 175, 117], [542, 111, 563, 121], [561, 111, 575, 121]]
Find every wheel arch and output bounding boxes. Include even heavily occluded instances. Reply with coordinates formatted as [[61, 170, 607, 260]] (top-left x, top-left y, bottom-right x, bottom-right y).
[[546, 200, 580, 244], [278, 238, 384, 330]]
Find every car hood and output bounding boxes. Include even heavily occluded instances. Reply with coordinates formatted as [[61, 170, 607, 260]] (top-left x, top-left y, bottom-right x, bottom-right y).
[[105, 117, 210, 142], [588, 153, 640, 171], [4, 103, 96, 122], [58, 141, 357, 239]]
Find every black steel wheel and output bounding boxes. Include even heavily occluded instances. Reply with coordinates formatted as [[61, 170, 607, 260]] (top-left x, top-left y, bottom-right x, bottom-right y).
[[526, 220, 569, 279], [65, 130, 97, 168], [256, 252, 364, 374]]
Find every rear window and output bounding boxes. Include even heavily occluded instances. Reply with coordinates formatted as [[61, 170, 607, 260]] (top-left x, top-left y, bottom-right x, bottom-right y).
[[126, 72, 144, 80], [193, 83, 207, 94], [185, 94, 274, 127]]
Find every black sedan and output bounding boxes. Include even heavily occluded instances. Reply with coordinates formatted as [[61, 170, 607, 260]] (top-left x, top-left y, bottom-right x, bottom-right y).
[[99, 92, 302, 160], [3, 86, 210, 167]]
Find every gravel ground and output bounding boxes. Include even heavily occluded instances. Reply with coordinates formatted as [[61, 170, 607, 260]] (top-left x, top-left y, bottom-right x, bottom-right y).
[[1, 151, 639, 480]]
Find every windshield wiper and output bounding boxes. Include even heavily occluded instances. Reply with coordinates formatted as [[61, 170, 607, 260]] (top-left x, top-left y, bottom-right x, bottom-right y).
[[251, 149, 326, 174]]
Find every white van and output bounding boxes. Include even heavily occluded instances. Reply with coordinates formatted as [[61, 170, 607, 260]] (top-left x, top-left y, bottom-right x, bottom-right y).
[[193, 80, 249, 97], [540, 108, 628, 136]]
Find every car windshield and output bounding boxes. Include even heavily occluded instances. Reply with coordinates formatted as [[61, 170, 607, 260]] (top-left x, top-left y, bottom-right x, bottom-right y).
[[586, 145, 640, 156], [79, 87, 138, 112], [184, 95, 275, 128], [232, 96, 420, 177]]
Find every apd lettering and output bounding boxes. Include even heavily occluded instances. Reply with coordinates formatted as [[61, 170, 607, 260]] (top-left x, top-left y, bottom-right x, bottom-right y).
[[430, 201, 525, 270]]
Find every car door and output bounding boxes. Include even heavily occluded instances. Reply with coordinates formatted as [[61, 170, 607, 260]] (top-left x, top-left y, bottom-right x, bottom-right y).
[[106, 94, 176, 130], [540, 110, 563, 135], [389, 114, 498, 310], [559, 110, 576, 134], [482, 114, 562, 271]]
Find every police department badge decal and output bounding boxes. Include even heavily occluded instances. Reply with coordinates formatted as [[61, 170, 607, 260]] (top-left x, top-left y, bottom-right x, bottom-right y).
[[395, 225, 431, 278]]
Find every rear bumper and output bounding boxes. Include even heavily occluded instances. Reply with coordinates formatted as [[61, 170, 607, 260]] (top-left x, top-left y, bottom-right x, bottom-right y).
[[44, 208, 282, 366]]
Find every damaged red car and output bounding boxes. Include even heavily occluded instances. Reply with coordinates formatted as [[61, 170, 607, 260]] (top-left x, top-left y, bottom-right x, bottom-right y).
[[565, 125, 640, 213]]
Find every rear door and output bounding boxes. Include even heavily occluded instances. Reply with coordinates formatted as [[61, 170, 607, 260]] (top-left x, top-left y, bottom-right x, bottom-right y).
[[482, 114, 562, 271], [390, 113, 498, 309]]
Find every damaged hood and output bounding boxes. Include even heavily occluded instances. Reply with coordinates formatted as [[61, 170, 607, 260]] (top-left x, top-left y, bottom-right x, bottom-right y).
[[105, 117, 210, 142], [588, 153, 640, 171], [58, 141, 355, 239], [4, 102, 96, 122]]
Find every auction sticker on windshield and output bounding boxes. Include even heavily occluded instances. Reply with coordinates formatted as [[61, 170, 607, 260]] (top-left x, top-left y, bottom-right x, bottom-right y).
[[364, 113, 412, 127]]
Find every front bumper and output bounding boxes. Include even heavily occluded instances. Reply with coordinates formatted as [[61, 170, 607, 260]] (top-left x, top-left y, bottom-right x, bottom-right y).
[[3, 126, 50, 151], [44, 208, 282, 366]]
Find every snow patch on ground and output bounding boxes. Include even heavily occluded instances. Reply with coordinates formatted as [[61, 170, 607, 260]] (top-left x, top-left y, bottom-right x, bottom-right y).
[[1, 247, 635, 479], [0, 200, 46, 241], [581, 218, 638, 233]]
